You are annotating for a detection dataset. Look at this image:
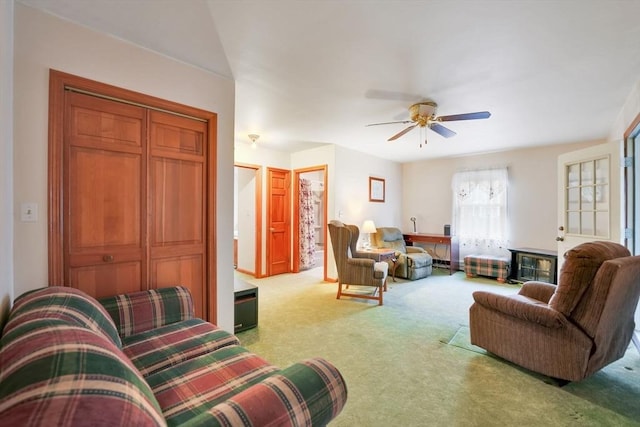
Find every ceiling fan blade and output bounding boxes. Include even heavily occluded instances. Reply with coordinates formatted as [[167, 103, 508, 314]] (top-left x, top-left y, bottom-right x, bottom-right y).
[[388, 124, 418, 141], [366, 120, 412, 127], [429, 123, 457, 138], [437, 111, 491, 122]]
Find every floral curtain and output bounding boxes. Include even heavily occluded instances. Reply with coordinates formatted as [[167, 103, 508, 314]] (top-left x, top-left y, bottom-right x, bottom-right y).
[[299, 178, 316, 270], [452, 168, 510, 260]]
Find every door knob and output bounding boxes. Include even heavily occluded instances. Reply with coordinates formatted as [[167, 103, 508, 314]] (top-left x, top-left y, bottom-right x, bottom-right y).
[[102, 254, 114, 262], [555, 236, 564, 242], [558, 226, 564, 231], [270, 228, 276, 232]]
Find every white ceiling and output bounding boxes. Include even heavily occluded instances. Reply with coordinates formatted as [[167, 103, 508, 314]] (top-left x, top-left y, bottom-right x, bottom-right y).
[[20, 0, 640, 162]]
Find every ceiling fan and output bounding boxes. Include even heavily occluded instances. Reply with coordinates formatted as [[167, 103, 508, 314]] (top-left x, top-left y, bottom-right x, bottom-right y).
[[366, 101, 491, 143]]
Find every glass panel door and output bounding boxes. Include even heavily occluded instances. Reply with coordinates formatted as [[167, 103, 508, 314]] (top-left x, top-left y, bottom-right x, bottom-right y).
[[565, 156, 610, 238]]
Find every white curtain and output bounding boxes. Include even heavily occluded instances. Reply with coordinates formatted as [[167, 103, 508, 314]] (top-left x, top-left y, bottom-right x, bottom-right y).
[[452, 168, 509, 260]]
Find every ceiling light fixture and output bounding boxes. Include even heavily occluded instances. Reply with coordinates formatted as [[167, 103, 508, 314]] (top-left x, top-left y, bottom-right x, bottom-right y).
[[248, 134, 260, 149]]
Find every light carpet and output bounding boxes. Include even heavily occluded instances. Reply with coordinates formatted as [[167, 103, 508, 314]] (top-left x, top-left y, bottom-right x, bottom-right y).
[[235, 268, 640, 426]]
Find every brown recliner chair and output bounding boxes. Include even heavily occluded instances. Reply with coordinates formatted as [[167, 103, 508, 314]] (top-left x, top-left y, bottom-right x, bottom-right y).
[[469, 241, 640, 382], [328, 220, 389, 305]]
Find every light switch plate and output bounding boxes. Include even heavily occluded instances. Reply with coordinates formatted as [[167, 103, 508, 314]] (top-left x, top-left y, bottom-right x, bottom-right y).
[[20, 203, 38, 222]]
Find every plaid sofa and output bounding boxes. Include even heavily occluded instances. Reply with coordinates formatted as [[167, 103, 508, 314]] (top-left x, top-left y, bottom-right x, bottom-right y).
[[0, 286, 347, 426]]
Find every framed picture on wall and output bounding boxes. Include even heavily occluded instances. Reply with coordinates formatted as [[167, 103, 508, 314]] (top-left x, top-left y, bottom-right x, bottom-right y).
[[369, 177, 385, 202]]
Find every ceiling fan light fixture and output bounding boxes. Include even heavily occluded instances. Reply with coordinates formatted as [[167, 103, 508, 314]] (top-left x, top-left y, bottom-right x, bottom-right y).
[[409, 101, 437, 124]]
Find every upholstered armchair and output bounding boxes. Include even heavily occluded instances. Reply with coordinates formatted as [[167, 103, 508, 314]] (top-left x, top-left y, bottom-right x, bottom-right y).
[[328, 220, 389, 305], [371, 227, 433, 280], [469, 241, 640, 382]]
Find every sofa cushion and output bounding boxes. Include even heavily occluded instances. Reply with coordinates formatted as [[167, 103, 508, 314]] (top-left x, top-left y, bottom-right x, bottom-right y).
[[3, 286, 122, 348], [123, 318, 240, 377], [195, 358, 348, 427], [375, 227, 408, 253], [146, 345, 278, 426], [549, 241, 630, 315], [379, 227, 403, 242], [0, 320, 165, 427], [100, 286, 194, 339]]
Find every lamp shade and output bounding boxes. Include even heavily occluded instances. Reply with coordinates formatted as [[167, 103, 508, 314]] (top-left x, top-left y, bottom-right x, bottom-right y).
[[361, 220, 377, 234]]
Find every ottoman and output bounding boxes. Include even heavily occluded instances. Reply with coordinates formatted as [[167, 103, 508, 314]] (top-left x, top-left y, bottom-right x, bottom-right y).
[[464, 254, 510, 283]]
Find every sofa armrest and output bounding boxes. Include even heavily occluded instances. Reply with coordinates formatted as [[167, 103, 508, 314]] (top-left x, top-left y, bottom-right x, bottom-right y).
[[201, 358, 348, 427], [406, 246, 426, 254], [346, 258, 387, 280], [347, 257, 375, 268], [99, 286, 194, 338], [518, 281, 557, 303], [472, 291, 566, 328]]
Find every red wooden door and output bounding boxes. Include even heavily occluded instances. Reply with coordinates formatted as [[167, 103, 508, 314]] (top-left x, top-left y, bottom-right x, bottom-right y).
[[267, 168, 291, 276]]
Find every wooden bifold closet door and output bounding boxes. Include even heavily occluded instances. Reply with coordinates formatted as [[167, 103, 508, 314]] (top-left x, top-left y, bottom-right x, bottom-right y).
[[58, 82, 210, 319]]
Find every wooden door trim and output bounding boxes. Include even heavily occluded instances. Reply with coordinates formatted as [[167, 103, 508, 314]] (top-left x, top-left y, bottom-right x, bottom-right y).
[[234, 162, 263, 278], [48, 69, 218, 321], [292, 165, 328, 281]]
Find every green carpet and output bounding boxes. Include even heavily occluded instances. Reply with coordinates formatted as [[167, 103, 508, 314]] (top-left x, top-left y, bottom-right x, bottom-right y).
[[235, 268, 640, 426], [445, 326, 486, 355]]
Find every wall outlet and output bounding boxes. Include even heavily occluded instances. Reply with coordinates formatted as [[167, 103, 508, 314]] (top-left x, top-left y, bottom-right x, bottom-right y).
[[20, 203, 38, 222]]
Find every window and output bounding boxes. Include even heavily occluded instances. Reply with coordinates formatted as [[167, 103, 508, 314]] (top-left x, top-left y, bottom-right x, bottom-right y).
[[452, 168, 509, 258], [564, 157, 610, 238]]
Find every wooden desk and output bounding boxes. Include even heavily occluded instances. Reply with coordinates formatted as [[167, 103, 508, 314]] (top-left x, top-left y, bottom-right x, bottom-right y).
[[355, 247, 395, 262], [403, 234, 459, 275]]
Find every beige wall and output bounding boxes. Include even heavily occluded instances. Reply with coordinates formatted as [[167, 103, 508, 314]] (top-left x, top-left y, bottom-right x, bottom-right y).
[[402, 141, 601, 252], [1, 0, 14, 327], [12, 4, 236, 331], [235, 143, 403, 279], [235, 142, 291, 276]]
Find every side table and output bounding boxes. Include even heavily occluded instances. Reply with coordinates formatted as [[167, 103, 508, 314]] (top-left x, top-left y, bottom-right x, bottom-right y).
[[355, 248, 398, 281]]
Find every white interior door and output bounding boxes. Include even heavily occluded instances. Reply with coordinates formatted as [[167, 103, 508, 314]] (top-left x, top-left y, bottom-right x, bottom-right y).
[[235, 166, 258, 275], [556, 141, 623, 272]]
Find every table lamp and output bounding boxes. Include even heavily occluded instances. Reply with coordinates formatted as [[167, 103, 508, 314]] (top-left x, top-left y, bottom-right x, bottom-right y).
[[361, 220, 377, 249]]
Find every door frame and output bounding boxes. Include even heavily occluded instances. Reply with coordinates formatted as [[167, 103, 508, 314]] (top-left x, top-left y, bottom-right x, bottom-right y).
[[623, 113, 640, 354], [47, 70, 219, 321], [234, 162, 263, 277], [623, 113, 640, 254], [292, 165, 328, 280]]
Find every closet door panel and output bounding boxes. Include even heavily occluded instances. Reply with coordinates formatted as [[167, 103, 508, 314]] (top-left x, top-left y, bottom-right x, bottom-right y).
[[149, 111, 207, 318], [70, 262, 141, 298], [69, 148, 141, 249], [65, 92, 146, 294], [150, 158, 203, 245], [151, 255, 204, 318]]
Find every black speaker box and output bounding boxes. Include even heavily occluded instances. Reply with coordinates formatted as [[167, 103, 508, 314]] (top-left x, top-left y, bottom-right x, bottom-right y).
[[444, 224, 451, 236]]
